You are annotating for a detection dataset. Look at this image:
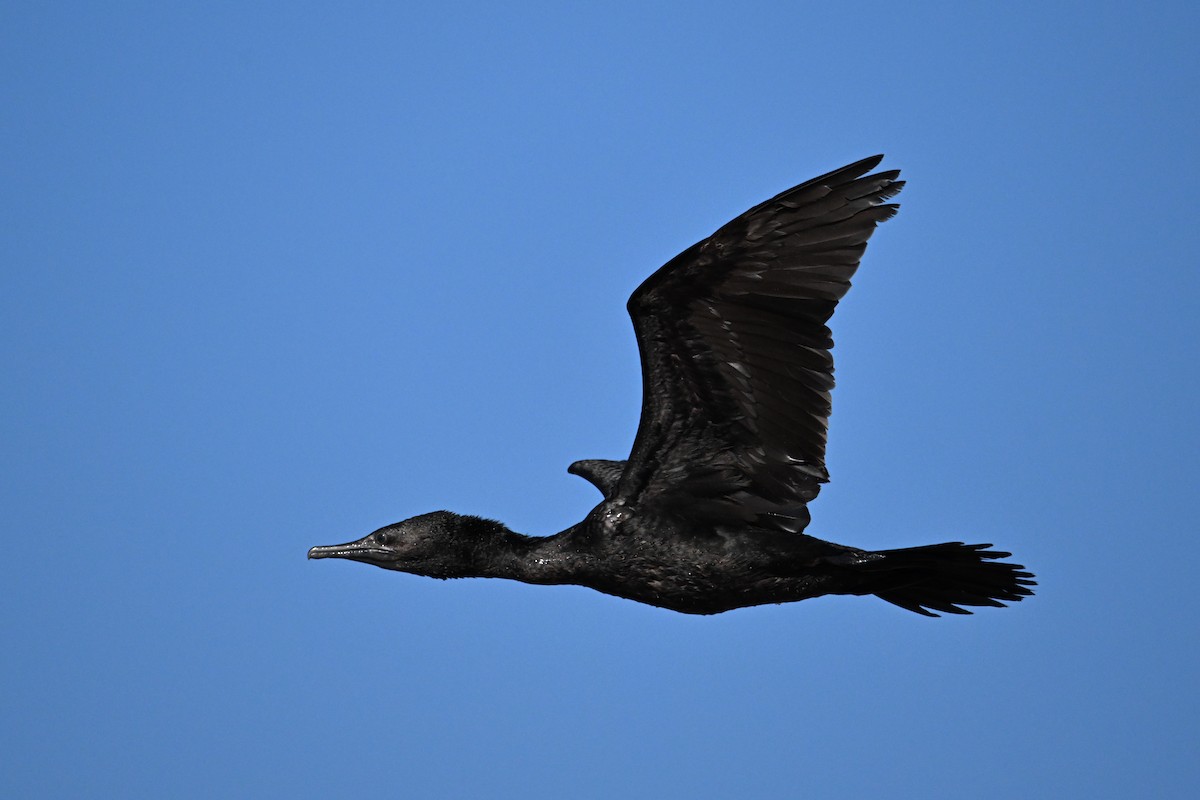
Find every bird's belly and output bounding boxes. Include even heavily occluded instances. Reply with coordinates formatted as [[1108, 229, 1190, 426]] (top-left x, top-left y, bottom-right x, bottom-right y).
[[583, 546, 820, 615]]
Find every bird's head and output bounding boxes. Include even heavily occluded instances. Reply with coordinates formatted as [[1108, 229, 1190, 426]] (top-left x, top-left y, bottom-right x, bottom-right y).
[[308, 511, 502, 579]]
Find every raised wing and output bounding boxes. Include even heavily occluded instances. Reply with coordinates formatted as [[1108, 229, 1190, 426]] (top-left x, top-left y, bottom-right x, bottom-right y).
[[615, 156, 903, 533]]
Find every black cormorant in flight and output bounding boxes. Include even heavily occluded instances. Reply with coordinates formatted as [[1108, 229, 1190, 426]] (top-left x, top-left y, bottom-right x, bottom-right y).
[[309, 156, 1035, 616]]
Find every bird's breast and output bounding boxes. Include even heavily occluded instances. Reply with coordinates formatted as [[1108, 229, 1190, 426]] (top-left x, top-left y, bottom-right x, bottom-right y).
[[578, 507, 792, 613]]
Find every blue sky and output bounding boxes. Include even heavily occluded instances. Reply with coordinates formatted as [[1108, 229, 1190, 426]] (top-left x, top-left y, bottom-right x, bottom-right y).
[[3, 2, 1197, 797]]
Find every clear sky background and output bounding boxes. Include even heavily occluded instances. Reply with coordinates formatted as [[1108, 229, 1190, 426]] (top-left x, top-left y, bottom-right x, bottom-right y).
[[3, 2, 1197, 797]]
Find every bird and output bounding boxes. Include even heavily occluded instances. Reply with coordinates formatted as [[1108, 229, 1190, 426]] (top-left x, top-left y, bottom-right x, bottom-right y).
[[308, 155, 1035, 616]]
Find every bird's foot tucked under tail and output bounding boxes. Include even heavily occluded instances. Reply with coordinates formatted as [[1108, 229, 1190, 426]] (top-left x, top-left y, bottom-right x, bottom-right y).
[[852, 542, 1036, 616]]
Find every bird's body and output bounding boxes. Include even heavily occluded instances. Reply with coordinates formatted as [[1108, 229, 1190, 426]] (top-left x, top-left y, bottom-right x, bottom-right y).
[[565, 512, 858, 615], [310, 156, 1036, 616]]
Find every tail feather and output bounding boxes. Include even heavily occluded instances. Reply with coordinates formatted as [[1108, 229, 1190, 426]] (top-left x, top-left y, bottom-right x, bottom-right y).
[[862, 542, 1035, 617]]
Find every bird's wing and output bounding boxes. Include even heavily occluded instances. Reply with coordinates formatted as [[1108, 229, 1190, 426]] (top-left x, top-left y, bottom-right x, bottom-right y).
[[614, 156, 902, 533], [568, 459, 627, 498]]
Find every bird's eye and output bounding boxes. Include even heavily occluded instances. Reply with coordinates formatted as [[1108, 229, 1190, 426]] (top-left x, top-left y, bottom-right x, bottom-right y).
[[377, 531, 395, 546]]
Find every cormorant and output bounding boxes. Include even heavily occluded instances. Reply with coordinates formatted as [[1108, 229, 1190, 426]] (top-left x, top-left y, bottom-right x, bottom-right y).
[[309, 156, 1035, 616]]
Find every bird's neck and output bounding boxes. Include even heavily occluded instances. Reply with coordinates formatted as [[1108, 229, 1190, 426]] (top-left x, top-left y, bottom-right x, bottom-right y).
[[469, 523, 585, 586]]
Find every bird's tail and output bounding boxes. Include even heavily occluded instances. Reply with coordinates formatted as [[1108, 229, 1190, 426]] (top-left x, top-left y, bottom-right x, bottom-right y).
[[856, 542, 1036, 616]]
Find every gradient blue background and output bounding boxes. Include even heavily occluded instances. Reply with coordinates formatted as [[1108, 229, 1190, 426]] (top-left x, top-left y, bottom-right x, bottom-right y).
[[3, 2, 1197, 797]]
